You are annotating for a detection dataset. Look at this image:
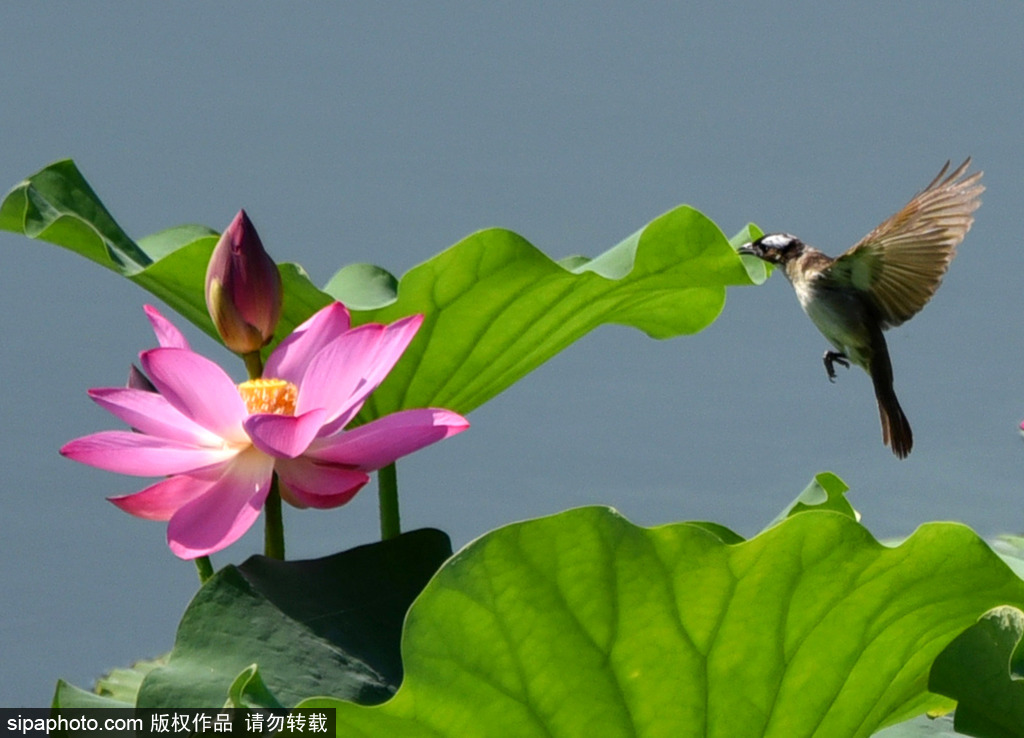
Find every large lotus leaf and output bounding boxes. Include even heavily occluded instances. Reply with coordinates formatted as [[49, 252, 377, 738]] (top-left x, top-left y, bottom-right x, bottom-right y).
[[993, 536, 1024, 583], [1, 159, 762, 422], [929, 605, 1024, 737], [93, 655, 168, 705], [0, 161, 332, 347], [52, 680, 132, 709], [135, 528, 451, 708], [343, 213, 763, 419], [299, 506, 1024, 738]]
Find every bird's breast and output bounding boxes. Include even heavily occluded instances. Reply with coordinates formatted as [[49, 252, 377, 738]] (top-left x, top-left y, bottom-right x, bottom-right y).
[[791, 274, 874, 368]]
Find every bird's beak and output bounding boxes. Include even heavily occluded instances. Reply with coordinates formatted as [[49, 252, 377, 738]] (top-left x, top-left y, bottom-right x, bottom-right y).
[[737, 243, 757, 256]]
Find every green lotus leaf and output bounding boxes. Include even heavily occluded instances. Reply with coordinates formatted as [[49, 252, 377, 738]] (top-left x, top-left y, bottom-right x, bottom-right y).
[[344, 210, 762, 420], [93, 655, 167, 705], [2, 159, 761, 422], [993, 536, 1024, 583], [52, 680, 132, 710], [135, 528, 451, 708], [764, 470, 859, 529], [929, 605, 1024, 737], [51, 656, 168, 709], [299, 505, 1024, 737], [225, 664, 284, 710]]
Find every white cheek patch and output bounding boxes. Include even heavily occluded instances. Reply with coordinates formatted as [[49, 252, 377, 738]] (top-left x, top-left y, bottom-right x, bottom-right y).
[[761, 233, 795, 249]]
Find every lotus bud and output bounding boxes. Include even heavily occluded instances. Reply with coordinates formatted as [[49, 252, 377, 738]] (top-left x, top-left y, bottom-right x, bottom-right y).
[[205, 210, 282, 354]]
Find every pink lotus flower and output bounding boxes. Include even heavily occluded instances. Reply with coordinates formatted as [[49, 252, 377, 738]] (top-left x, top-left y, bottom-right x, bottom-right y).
[[61, 302, 469, 559]]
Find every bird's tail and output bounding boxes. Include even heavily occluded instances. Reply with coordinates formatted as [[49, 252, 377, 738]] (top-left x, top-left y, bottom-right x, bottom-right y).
[[869, 343, 913, 458], [876, 388, 913, 459]]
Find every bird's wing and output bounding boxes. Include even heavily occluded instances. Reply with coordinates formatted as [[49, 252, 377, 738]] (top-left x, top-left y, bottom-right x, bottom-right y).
[[826, 159, 984, 328]]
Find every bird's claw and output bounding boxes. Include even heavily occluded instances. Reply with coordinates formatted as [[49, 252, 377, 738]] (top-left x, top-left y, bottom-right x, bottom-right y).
[[824, 351, 849, 383]]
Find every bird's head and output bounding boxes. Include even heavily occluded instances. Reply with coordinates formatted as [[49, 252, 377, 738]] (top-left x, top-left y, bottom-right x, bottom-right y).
[[737, 233, 805, 265]]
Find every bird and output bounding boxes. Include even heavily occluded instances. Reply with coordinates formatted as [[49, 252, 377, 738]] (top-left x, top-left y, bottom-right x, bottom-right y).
[[737, 159, 983, 458]]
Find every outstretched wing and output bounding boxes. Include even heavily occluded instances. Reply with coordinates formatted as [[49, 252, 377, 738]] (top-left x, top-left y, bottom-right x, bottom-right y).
[[826, 159, 983, 328]]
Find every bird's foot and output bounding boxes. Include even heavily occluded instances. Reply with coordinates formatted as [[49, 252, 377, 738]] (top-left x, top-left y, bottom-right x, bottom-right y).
[[824, 351, 849, 383]]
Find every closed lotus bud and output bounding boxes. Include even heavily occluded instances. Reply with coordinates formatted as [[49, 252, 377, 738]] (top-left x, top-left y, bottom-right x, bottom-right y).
[[205, 210, 282, 354]]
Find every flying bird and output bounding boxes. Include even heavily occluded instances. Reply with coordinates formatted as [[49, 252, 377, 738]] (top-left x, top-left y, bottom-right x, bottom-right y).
[[738, 159, 983, 458]]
